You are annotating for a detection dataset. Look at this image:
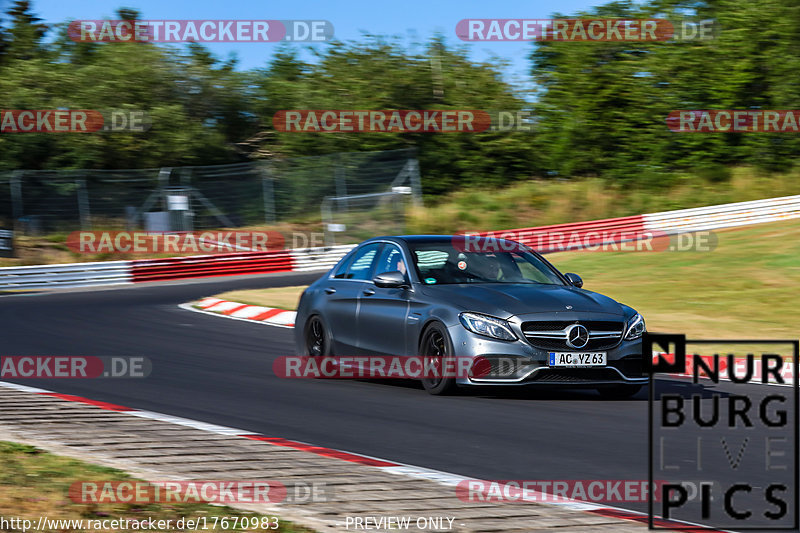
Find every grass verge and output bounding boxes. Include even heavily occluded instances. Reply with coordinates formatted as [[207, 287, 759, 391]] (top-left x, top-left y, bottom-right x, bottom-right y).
[[545, 219, 800, 341], [0, 441, 314, 532], [210, 287, 305, 311]]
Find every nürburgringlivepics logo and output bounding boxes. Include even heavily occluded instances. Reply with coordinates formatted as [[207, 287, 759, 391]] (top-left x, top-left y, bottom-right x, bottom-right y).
[[645, 333, 798, 530]]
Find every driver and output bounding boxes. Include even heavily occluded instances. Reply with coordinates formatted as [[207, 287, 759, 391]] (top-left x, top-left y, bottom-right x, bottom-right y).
[[394, 256, 406, 276], [472, 253, 500, 281]]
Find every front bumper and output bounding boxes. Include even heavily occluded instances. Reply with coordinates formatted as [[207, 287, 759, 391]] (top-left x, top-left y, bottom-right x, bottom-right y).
[[447, 322, 647, 387]]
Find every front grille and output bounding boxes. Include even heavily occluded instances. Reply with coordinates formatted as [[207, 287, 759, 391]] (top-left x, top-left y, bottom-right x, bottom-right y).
[[521, 320, 624, 351], [528, 368, 621, 382], [523, 320, 622, 331]]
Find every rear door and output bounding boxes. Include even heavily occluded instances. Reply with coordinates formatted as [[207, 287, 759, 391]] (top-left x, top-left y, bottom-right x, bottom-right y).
[[321, 243, 380, 355]]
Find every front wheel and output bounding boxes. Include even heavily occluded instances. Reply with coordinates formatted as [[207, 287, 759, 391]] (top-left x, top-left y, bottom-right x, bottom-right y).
[[597, 384, 642, 400], [419, 323, 458, 395]]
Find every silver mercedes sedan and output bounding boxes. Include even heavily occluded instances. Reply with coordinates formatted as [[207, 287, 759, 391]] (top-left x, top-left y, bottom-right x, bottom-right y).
[[294, 235, 647, 397]]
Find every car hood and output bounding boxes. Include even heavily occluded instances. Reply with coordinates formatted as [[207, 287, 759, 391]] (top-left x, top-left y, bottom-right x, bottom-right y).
[[419, 283, 626, 319]]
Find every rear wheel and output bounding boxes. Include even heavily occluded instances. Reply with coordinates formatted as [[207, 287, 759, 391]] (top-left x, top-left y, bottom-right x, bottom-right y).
[[597, 384, 642, 400], [304, 316, 332, 357], [419, 323, 458, 395]]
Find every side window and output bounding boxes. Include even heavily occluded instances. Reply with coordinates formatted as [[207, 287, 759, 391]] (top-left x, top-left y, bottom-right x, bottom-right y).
[[345, 243, 380, 280], [414, 250, 449, 274], [333, 252, 355, 279], [374, 244, 407, 280]]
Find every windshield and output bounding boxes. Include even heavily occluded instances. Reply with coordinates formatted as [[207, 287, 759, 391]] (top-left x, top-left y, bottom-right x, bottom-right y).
[[408, 242, 565, 285]]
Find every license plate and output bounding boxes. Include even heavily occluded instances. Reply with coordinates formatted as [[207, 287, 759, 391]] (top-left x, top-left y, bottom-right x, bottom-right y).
[[548, 352, 607, 367]]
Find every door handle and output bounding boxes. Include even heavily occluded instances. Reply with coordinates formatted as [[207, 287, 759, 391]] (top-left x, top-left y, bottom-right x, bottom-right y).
[[324, 287, 336, 294], [362, 289, 375, 296]]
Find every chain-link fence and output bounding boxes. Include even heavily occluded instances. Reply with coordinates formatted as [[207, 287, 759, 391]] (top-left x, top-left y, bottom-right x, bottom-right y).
[[322, 190, 415, 245], [269, 149, 421, 221], [0, 148, 422, 242]]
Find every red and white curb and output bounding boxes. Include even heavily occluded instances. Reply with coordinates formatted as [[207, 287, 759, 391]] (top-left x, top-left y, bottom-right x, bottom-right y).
[[182, 297, 296, 328], [0, 378, 728, 532]]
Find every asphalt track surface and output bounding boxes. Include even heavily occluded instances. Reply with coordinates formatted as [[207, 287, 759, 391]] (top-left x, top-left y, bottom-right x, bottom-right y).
[[1, 273, 797, 531]]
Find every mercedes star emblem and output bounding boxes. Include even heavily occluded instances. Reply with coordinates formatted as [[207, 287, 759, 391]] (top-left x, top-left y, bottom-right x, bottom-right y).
[[565, 324, 589, 349]]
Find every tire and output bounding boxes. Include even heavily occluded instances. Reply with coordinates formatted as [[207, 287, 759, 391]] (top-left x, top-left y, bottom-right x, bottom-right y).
[[419, 323, 458, 395], [597, 384, 642, 400], [304, 315, 333, 358]]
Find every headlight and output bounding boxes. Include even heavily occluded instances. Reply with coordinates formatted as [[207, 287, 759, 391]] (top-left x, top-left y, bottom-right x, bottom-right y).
[[624, 313, 646, 340], [459, 312, 517, 341]]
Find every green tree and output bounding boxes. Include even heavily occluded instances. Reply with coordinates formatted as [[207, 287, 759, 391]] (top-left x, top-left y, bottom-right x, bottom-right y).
[[250, 36, 539, 196], [4, 0, 47, 61], [530, 0, 800, 182]]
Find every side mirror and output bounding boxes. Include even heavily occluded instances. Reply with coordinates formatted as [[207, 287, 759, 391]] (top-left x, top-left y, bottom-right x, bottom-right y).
[[373, 271, 408, 288], [564, 273, 583, 288]]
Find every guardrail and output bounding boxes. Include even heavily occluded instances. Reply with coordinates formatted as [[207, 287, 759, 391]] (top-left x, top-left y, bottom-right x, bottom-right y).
[[477, 215, 647, 253], [0, 261, 132, 290], [475, 194, 800, 253], [291, 245, 355, 272], [2, 194, 799, 290], [130, 250, 295, 282], [643, 194, 800, 234]]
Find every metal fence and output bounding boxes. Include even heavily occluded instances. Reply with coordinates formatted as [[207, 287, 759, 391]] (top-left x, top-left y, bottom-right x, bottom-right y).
[[0, 148, 422, 240], [322, 190, 414, 245]]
